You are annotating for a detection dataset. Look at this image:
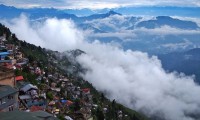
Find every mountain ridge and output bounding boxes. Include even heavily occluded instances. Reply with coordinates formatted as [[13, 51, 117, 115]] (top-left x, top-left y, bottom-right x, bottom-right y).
[[136, 16, 199, 29], [1, 4, 200, 55]]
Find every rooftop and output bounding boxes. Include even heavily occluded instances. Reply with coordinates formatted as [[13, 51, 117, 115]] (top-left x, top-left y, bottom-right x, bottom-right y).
[[15, 76, 24, 81], [30, 106, 43, 112], [20, 84, 38, 92], [0, 85, 17, 98], [0, 52, 9, 56], [82, 88, 90, 93], [0, 110, 59, 120]]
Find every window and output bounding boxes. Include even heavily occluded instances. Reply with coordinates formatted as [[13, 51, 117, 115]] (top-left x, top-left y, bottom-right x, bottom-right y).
[[8, 95, 14, 100], [1, 98, 6, 104], [9, 105, 14, 111]]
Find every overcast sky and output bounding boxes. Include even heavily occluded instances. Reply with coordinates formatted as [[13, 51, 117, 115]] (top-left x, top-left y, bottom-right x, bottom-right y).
[[0, 0, 200, 9]]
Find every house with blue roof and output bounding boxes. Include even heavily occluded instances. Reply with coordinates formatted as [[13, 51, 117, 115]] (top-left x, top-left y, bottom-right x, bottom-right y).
[[0, 52, 9, 60]]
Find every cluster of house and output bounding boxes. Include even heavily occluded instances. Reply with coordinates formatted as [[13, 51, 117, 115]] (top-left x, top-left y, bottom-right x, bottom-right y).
[[0, 35, 95, 120], [0, 65, 60, 120], [0, 35, 58, 120], [42, 73, 94, 119], [0, 36, 26, 67]]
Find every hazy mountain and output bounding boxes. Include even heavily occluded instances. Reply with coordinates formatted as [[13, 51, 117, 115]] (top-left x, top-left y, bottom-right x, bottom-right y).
[[1, 4, 200, 54], [0, 4, 22, 18], [83, 11, 121, 20], [78, 14, 200, 54], [0, 4, 119, 21], [158, 48, 200, 83], [135, 16, 199, 29]]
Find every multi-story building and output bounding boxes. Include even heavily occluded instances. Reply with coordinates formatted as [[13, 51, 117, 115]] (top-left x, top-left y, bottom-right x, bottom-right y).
[[0, 85, 18, 112], [0, 66, 15, 87]]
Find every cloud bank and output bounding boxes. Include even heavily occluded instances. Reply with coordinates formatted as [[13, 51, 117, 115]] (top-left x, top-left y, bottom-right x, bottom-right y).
[[77, 44, 200, 120], [3, 15, 200, 120], [3, 15, 84, 51], [90, 26, 200, 40], [0, 0, 200, 9], [84, 15, 200, 42]]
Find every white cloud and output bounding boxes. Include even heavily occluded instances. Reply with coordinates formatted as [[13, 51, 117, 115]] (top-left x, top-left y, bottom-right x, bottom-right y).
[[2, 14, 84, 51], [0, 0, 200, 9], [88, 25, 200, 42], [159, 39, 193, 51], [83, 16, 200, 41], [84, 15, 131, 31], [77, 43, 200, 120], [2, 15, 200, 120], [135, 26, 200, 35], [91, 31, 137, 40]]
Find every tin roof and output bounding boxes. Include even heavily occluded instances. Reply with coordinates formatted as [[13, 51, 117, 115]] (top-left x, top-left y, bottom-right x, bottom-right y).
[[0, 85, 17, 98]]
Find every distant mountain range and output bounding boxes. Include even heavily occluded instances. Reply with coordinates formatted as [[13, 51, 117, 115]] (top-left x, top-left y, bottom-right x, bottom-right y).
[[0, 4, 200, 54], [135, 16, 199, 30], [0, 4, 118, 20], [1, 4, 200, 17]]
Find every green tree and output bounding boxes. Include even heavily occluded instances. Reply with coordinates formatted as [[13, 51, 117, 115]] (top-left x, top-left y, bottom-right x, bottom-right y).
[[47, 92, 53, 100], [101, 93, 105, 102], [27, 55, 34, 63], [5, 56, 10, 60], [96, 107, 104, 120], [41, 77, 45, 84], [74, 99, 81, 111], [111, 99, 117, 119], [1, 49, 7, 52]]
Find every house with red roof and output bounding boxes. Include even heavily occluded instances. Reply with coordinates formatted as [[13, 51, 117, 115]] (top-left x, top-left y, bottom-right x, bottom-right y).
[[15, 76, 24, 81], [30, 105, 43, 112], [82, 88, 90, 94]]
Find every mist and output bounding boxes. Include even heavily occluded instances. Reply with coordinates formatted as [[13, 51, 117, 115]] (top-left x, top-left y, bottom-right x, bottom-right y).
[[2, 15, 200, 120], [3, 14, 84, 51]]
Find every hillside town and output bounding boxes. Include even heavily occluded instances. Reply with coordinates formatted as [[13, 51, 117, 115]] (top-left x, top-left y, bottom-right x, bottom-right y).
[[0, 24, 147, 120]]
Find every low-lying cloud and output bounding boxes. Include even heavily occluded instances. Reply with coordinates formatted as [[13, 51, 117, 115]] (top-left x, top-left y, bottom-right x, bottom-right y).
[[89, 26, 200, 40], [3, 15, 200, 120], [77, 44, 200, 120], [136, 26, 200, 35], [84, 15, 200, 42], [3, 14, 84, 51], [160, 39, 193, 51]]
